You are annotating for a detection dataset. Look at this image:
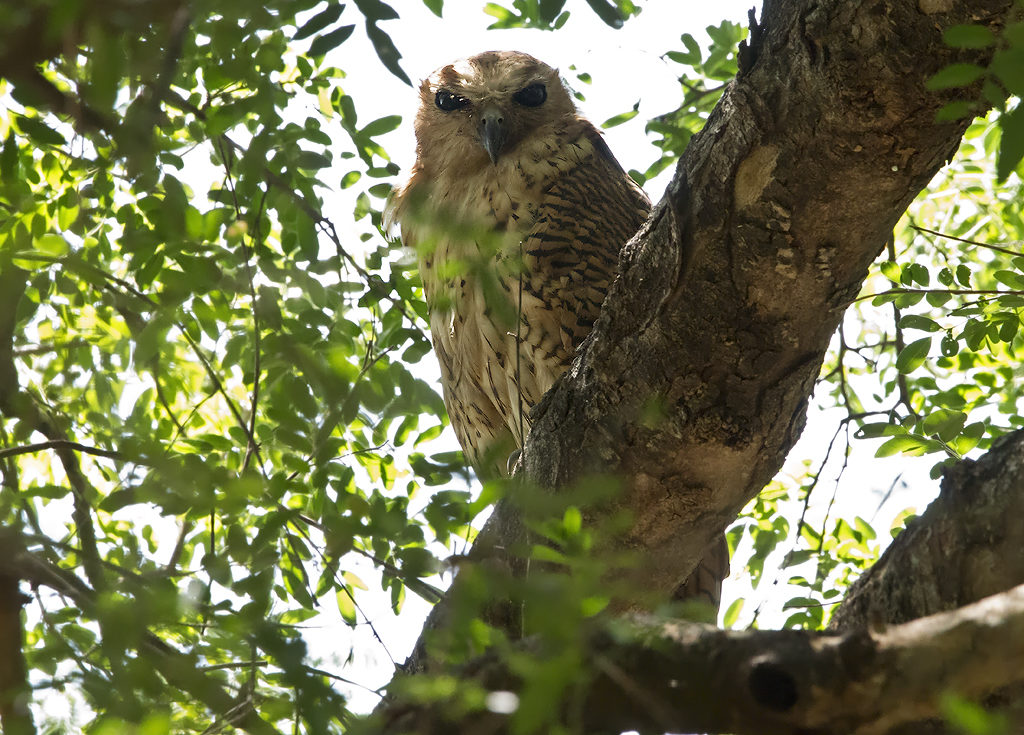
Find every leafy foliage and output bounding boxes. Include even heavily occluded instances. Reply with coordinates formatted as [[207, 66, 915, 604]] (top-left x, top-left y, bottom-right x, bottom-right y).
[[483, 0, 639, 30], [633, 20, 746, 183], [1, 0, 1022, 732], [932, 14, 1024, 179], [0, 0, 460, 731]]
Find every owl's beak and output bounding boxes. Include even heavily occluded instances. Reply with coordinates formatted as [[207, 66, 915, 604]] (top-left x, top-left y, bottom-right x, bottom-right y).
[[478, 106, 508, 164]]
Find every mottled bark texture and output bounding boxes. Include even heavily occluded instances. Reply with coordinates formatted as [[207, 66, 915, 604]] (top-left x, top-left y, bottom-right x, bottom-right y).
[[377, 584, 1024, 735], [833, 430, 1024, 630], [0, 534, 34, 735], [826, 430, 1024, 734], [396, 0, 1016, 679], [523, 0, 1012, 607]]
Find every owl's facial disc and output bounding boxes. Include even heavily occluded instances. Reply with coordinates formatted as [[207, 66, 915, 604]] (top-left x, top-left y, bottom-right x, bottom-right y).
[[478, 105, 508, 164]]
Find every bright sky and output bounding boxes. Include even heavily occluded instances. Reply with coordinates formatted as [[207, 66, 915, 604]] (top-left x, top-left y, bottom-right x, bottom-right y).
[[346, 2, 760, 202]]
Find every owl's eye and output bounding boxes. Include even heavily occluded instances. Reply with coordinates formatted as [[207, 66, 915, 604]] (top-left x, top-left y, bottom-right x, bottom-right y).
[[435, 90, 469, 112], [513, 83, 547, 107]]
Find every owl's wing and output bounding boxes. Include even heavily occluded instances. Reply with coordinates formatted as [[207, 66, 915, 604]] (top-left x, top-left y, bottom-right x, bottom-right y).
[[519, 127, 652, 367]]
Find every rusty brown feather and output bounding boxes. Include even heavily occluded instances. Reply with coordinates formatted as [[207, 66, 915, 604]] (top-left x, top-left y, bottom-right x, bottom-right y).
[[388, 50, 727, 609], [389, 50, 649, 474]]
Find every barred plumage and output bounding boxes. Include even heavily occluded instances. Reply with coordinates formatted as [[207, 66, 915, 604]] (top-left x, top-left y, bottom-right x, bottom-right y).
[[389, 51, 649, 475], [388, 50, 727, 609]]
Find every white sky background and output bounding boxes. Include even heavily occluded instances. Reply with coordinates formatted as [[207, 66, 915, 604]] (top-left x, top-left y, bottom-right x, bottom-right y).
[[307, 0, 944, 715]]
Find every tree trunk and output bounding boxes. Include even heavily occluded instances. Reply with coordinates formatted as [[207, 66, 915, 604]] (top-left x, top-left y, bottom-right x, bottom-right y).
[[397, 0, 1016, 678]]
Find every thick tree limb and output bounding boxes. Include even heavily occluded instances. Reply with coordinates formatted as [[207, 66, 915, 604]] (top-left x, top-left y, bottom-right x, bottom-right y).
[[524, 0, 1013, 604], [376, 437, 1024, 734], [833, 429, 1024, 630], [398, 0, 1017, 675], [824, 430, 1024, 733], [376, 583, 1024, 735]]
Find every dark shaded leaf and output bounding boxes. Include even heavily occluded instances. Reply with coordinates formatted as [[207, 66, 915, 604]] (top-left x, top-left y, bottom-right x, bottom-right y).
[[925, 63, 985, 90], [584, 0, 624, 28], [309, 23, 356, 56], [365, 23, 411, 85], [295, 3, 345, 40]]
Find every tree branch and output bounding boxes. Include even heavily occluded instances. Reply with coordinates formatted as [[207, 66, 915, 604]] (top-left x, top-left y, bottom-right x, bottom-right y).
[[0, 440, 131, 464], [0, 532, 280, 735], [376, 583, 1024, 735], [0, 535, 34, 735], [832, 429, 1024, 630], [398, 0, 1017, 674]]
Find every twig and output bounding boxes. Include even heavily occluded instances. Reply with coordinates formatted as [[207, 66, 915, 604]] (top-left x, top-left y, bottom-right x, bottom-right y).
[[0, 439, 131, 464], [913, 224, 1024, 259]]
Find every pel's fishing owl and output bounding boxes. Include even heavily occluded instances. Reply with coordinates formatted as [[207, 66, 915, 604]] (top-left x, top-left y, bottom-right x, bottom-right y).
[[389, 50, 726, 608], [389, 50, 649, 475]]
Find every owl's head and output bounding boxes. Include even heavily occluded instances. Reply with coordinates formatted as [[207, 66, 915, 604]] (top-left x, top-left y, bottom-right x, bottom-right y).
[[413, 51, 579, 173]]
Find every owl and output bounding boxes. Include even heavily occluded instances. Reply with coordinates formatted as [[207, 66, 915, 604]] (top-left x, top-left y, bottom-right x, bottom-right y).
[[388, 50, 650, 476], [388, 51, 726, 609]]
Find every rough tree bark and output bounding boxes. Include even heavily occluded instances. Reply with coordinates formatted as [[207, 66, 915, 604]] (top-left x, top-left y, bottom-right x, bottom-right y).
[[378, 583, 1024, 735], [832, 430, 1024, 630], [400, 0, 1016, 669], [375, 429, 1024, 734], [382, 0, 1022, 729]]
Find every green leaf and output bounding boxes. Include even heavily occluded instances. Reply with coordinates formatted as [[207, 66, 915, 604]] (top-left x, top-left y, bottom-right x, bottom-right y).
[[955, 264, 972, 287], [925, 63, 985, 90], [602, 101, 640, 129], [584, 0, 624, 28], [940, 693, 1008, 735], [336, 588, 358, 625], [879, 260, 901, 282], [876, 434, 942, 458], [936, 100, 977, 122], [943, 24, 995, 49], [895, 337, 931, 373], [365, 23, 411, 85], [15, 115, 66, 147], [530, 544, 568, 564], [992, 46, 1024, 97], [898, 314, 942, 332], [360, 115, 402, 137], [782, 596, 819, 610], [996, 104, 1024, 182], [672, 33, 702, 66], [0, 132, 16, 178], [920, 409, 967, 441], [353, 0, 399, 22], [951, 422, 985, 454], [907, 263, 930, 287], [722, 597, 744, 628], [539, 0, 567, 23], [309, 24, 356, 56], [36, 233, 69, 256], [562, 506, 582, 535], [422, 0, 443, 16], [994, 268, 1024, 290], [295, 150, 331, 169], [295, 3, 346, 40], [855, 422, 901, 439]]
